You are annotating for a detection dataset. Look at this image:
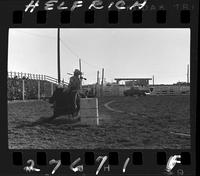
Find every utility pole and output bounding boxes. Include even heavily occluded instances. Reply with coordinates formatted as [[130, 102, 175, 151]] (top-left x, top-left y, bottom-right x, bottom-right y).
[[57, 28, 61, 84]]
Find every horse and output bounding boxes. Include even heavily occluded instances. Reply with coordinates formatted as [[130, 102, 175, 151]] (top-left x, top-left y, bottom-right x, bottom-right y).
[[49, 87, 80, 118]]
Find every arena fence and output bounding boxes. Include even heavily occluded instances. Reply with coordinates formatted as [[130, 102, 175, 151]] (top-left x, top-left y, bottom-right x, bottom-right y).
[[101, 84, 190, 96], [149, 85, 190, 95], [7, 71, 68, 101]]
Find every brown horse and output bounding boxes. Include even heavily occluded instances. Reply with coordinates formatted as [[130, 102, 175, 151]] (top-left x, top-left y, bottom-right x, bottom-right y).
[[49, 87, 80, 118]]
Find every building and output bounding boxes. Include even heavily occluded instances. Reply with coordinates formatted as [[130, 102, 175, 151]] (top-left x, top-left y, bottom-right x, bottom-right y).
[[115, 78, 152, 87]]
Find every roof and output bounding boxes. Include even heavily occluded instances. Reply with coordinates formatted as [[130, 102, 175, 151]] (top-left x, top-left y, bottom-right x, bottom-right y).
[[115, 78, 152, 81]]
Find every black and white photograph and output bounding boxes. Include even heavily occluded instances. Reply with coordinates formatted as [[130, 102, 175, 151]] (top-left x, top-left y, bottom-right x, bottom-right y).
[[8, 28, 190, 149]]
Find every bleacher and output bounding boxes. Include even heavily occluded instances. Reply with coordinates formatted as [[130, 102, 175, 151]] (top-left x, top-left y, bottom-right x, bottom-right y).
[[7, 72, 67, 101]]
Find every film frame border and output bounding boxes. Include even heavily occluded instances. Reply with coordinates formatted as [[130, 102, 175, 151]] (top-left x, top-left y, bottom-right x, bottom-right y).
[[0, 0, 199, 175]]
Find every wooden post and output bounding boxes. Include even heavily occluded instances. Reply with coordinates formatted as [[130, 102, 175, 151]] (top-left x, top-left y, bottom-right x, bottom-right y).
[[96, 71, 100, 97], [101, 68, 104, 97], [96, 98, 99, 125], [57, 28, 61, 84], [152, 75, 154, 85], [51, 82, 54, 96], [187, 64, 189, 83], [22, 79, 25, 100], [38, 80, 40, 100], [79, 58, 82, 91], [97, 70, 100, 84], [79, 59, 82, 72]]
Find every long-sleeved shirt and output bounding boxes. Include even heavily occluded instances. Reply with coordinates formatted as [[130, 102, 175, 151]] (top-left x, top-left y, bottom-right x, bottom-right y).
[[68, 76, 81, 91]]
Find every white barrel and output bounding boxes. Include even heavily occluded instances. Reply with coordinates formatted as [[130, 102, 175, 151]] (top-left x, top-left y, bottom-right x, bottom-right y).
[[80, 98, 99, 125]]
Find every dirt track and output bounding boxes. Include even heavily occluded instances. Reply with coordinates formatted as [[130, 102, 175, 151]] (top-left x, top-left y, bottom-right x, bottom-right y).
[[8, 96, 190, 149]]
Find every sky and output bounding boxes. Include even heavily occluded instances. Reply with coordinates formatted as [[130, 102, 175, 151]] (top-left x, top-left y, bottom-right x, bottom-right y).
[[8, 28, 190, 85]]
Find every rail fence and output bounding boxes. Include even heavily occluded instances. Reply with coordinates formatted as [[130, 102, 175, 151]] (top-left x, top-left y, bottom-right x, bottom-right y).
[[7, 71, 68, 101]]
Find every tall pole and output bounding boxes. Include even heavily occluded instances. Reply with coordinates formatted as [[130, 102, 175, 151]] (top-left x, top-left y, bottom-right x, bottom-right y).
[[101, 68, 104, 97], [96, 70, 100, 97], [22, 79, 25, 100], [152, 75, 154, 85], [97, 70, 100, 84], [57, 28, 61, 84], [79, 58, 82, 72], [38, 80, 40, 100], [101, 68, 104, 86], [187, 64, 189, 83], [79, 59, 82, 90]]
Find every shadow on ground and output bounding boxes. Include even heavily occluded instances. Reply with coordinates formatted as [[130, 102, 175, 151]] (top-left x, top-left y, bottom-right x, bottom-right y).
[[15, 115, 85, 128]]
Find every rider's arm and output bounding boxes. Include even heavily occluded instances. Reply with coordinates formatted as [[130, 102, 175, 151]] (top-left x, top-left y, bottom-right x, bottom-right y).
[[68, 77, 73, 89]]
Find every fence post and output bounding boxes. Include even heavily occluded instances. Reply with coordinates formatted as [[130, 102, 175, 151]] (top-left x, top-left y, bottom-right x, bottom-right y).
[[96, 98, 99, 126], [38, 80, 40, 100], [22, 79, 25, 100], [51, 83, 54, 96]]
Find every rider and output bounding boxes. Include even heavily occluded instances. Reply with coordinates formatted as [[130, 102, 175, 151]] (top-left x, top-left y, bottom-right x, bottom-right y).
[[67, 69, 82, 115], [49, 69, 83, 118], [68, 69, 82, 93]]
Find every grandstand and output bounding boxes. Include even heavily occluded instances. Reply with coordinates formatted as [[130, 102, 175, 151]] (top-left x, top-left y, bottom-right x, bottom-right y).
[[7, 71, 68, 101]]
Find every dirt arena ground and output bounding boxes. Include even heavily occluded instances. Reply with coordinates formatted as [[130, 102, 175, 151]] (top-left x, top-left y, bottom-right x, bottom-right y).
[[8, 95, 190, 149]]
